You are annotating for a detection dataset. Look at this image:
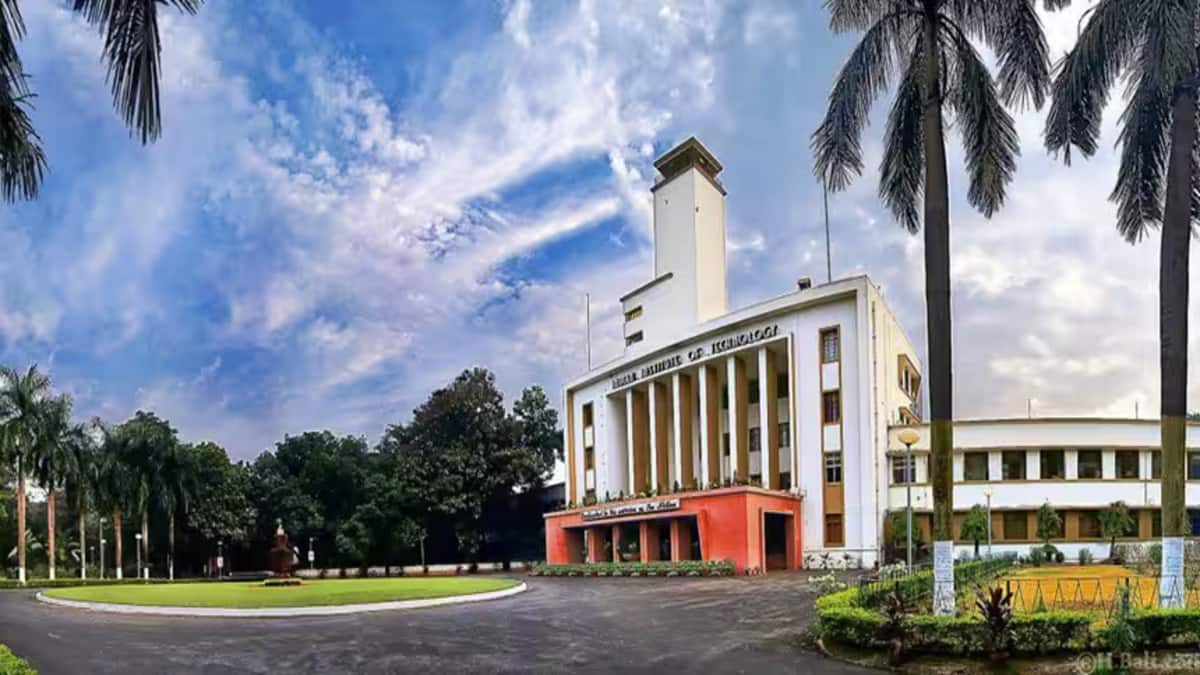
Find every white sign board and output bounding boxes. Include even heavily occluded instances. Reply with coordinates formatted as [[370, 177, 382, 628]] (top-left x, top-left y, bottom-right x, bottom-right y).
[[932, 540, 956, 616], [216, 556, 224, 569], [1161, 537, 1185, 608], [308, 550, 315, 563], [581, 498, 681, 522]]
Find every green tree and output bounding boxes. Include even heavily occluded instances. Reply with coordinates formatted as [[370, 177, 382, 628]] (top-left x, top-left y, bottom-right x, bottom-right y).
[[0, 365, 52, 583], [117, 411, 178, 578], [884, 509, 922, 564], [30, 394, 73, 580], [95, 423, 132, 578], [960, 505, 990, 559], [0, 0, 204, 201], [1044, 0, 1197, 578], [812, 0, 1056, 578], [1099, 501, 1135, 561], [181, 442, 253, 550], [1036, 503, 1062, 548], [156, 440, 195, 581], [62, 418, 102, 579]]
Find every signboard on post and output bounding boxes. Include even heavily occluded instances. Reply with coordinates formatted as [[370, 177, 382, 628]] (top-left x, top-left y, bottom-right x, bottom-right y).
[[308, 549, 315, 563], [217, 556, 224, 570], [1161, 537, 1184, 608], [932, 540, 955, 616]]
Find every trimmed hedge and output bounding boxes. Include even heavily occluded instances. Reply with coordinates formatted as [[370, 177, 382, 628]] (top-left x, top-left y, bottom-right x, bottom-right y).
[[530, 560, 735, 577], [0, 578, 218, 590], [1128, 608, 1200, 647], [0, 645, 36, 675]]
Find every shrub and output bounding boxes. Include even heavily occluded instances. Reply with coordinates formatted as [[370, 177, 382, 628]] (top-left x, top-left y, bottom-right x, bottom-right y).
[[262, 578, 302, 587], [1148, 542, 1163, 566], [0, 577, 218, 590], [1010, 612, 1092, 654], [975, 585, 1015, 659], [0, 646, 35, 675], [1027, 546, 1047, 567], [1078, 549, 1093, 565], [1104, 585, 1136, 662], [807, 571, 847, 595], [1128, 608, 1200, 647]]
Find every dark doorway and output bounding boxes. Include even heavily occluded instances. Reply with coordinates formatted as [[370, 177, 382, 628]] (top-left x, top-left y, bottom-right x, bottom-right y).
[[764, 512, 789, 571], [658, 525, 671, 561], [689, 518, 701, 560]]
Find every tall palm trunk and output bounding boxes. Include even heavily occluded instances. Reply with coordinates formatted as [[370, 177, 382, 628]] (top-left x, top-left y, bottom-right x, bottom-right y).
[[1159, 79, 1196, 607], [113, 507, 123, 580], [141, 509, 149, 579], [79, 504, 87, 580], [16, 458, 25, 584], [46, 483, 56, 580], [168, 510, 175, 582]]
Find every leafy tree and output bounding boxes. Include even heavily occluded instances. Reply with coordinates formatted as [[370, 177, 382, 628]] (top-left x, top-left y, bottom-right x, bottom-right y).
[[94, 423, 133, 578], [812, 0, 1056, 559], [960, 505, 990, 559], [1036, 503, 1062, 548], [1044, 0, 1197, 555], [884, 509, 922, 564], [30, 394, 73, 580], [116, 410, 179, 578], [1099, 501, 1135, 561], [0, 0, 204, 201], [0, 364, 51, 583], [336, 453, 423, 574], [62, 418, 102, 579], [182, 442, 253, 548]]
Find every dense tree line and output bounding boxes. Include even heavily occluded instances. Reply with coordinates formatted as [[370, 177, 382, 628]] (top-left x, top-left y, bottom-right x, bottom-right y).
[[0, 366, 560, 581]]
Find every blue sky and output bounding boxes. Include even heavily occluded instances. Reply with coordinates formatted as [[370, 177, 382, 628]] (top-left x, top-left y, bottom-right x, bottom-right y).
[[0, 1, 1186, 461]]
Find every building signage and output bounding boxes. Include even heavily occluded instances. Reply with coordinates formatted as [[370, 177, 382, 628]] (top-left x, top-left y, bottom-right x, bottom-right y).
[[581, 498, 681, 522], [610, 324, 780, 389]]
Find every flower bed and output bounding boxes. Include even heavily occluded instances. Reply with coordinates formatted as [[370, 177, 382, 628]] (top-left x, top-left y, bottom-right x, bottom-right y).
[[529, 560, 735, 577]]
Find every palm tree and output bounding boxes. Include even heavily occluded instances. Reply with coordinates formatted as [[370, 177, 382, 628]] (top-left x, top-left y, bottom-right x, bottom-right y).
[[63, 418, 102, 579], [156, 441, 193, 581], [119, 411, 176, 579], [0, 365, 51, 583], [0, 0, 203, 201], [1044, 0, 1198, 607], [30, 394, 73, 580], [812, 0, 1056, 608], [95, 424, 131, 579]]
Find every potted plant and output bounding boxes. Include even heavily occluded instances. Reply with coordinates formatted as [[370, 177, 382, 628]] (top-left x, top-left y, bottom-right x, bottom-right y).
[[620, 539, 640, 562]]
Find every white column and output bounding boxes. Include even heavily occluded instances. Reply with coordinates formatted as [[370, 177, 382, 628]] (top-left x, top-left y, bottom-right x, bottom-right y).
[[672, 373, 684, 486], [758, 348, 772, 485], [626, 389, 635, 493], [649, 381, 661, 490], [699, 365, 712, 486], [727, 356, 740, 476]]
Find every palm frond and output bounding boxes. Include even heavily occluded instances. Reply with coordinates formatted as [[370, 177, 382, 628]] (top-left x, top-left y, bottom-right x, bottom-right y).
[[812, 10, 917, 190], [1044, 0, 1144, 163], [945, 24, 1018, 218], [0, 86, 46, 202], [989, 1, 1052, 110], [71, 0, 203, 144], [1043, 0, 1073, 10], [1111, 77, 1170, 241], [827, 0, 904, 32], [878, 32, 926, 234]]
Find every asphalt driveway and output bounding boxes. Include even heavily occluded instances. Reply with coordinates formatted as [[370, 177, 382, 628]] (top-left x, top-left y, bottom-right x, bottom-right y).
[[0, 573, 876, 674]]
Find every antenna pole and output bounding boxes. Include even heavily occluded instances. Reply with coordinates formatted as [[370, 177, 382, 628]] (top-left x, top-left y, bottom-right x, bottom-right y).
[[823, 175, 832, 283]]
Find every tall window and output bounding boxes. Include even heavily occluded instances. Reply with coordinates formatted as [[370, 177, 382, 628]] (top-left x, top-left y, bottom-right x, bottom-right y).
[[749, 427, 762, 453], [1190, 452, 1200, 480], [1116, 450, 1140, 479], [748, 379, 760, 404], [824, 453, 843, 483], [722, 432, 730, 457], [584, 448, 594, 471], [1040, 450, 1065, 479], [1002, 451, 1026, 480], [1002, 512, 1028, 540], [776, 372, 788, 398], [892, 456, 915, 484], [582, 402, 594, 428], [964, 452, 989, 481], [822, 391, 841, 424], [821, 328, 840, 363], [1152, 510, 1162, 537], [824, 514, 844, 545], [778, 421, 791, 448], [1078, 511, 1102, 538], [1151, 451, 1162, 479], [1077, 450, 1102, 479]]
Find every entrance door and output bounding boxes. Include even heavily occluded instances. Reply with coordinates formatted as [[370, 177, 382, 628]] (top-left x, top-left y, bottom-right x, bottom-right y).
[[764, 512, 789, 571]]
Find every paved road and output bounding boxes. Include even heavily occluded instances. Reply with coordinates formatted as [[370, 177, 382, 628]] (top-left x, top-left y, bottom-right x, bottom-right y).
[[0, 574, 876, 674]]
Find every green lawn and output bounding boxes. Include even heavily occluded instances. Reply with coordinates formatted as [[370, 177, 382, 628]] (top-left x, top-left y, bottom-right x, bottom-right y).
[[43, 577, 520, 608]]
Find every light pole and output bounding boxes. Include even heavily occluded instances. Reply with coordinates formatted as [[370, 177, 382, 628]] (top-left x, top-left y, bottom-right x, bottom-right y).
[[99, 516, 107, 580], [309, 537, 315, 571], [217, 539, 224, 579], [983, 487, 993, 559], [134, 533, 143, 581], [897, 428, 920, 570]]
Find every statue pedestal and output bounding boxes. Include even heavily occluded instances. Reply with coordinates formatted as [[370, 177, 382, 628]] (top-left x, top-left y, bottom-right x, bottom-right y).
[[270, 525, 294, 579]]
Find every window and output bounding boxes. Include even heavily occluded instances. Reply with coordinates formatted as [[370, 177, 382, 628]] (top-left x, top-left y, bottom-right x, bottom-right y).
[[748, 379, 760, 404], [779, 472, 791, 488], [1116, 451, 1140, 479], [822, 391, 841, 424], [778, 421, 791, 448], [821, 328, 840, 363], [964, 452, 989, 481], [824, 453, 843, 483], [1002, 512, 1028, 540], [582, 402, 594, 428], [623, 305, 643, 321], [722, 432, 730, 457], [1040, 450, 1065, 480], [625, 331, 643, 347], [1077, 450, 1102, 479], [749, 427, 761, 453], [1151, 451, 1162, 479], [721, 387, 728, 409], [1152, 511, 1162, 538], [584, 448, 594, 471], [1078, 511, 1102, 539], [825, 514, 844, 545], [585, 487, 596, 501], [776, 372, 788, 398], [1190, 452, 1200, 480], [1002, 451, 1026, 480], [892, 456, 915, 484]]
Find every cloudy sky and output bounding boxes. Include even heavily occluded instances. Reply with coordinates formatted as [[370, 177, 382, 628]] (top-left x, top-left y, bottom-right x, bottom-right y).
[[0, 1, 1182, 463]]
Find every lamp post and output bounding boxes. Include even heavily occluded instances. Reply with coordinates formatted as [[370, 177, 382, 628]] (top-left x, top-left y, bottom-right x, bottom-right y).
[[99, 516, 107, 580], [217, 539, 224, 579], [983, 487, 993, 559], [897, 428, 921, 570], [134, 533, 143, 581], [309, 537, 315, 571]]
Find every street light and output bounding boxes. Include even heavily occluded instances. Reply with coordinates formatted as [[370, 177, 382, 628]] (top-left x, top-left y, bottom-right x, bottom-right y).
[[983, 487, 993, 559], [134, 533, 143, 581], [897, 428, 921, 571], [309, 537, 315, 571], [99, 516, 107, 580], [217, 539, 224, 579]]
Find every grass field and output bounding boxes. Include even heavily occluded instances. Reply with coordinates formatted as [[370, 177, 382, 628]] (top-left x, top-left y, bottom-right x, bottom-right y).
[[998, 564, 1198, 612], [43, 577, 520, 608]]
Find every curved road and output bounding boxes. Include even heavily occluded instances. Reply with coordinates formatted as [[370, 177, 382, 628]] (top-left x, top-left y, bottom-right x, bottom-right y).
[[0, 574, 875, 674]]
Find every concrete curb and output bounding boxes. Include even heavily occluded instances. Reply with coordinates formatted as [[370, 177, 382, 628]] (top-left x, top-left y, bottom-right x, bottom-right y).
[[35, 581, 527, 618]]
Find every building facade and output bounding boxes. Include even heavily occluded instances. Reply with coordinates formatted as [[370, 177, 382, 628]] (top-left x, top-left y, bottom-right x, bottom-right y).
[[545, 138, 923, 572]]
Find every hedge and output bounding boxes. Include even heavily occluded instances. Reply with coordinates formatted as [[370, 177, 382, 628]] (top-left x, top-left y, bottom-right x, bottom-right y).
[[0, 578, 218, 590], [530, 560, 735, 577], [1128, 608, 1200, 647], [0, 645, 36, 675], [854, 557, 1014, 609]]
